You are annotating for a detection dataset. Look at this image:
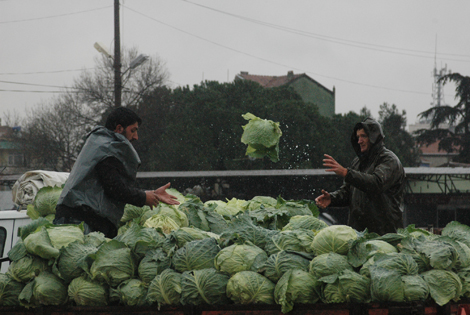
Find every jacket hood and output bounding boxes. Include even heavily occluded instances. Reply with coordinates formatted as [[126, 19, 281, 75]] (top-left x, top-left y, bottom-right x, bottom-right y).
[[351, 117, 385, 158], [87, 125, 129, 143]]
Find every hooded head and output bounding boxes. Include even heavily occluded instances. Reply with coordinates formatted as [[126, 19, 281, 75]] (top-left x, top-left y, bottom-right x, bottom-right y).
[[351, 117, 384, 158]]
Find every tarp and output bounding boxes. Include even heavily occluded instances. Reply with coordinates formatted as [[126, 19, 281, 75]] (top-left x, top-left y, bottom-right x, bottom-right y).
[[12, 170, 69, 209]]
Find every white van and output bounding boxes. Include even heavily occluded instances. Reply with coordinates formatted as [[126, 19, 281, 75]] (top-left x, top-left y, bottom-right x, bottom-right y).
[[0, 210, 32, 273]]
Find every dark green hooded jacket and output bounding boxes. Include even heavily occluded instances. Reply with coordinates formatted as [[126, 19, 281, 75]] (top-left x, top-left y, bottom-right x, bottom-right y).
[[329, 118, 405, 235]]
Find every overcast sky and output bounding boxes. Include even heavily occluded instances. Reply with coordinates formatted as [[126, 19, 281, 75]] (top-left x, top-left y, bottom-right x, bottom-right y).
[[1, 1, 469, 129]]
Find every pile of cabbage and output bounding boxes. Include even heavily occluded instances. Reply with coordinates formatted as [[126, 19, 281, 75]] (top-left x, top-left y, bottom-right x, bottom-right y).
[[1, 187, 470, 313]]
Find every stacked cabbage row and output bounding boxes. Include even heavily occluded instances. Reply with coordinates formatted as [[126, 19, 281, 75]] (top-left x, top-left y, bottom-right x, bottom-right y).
[[1, 187, 469, 313]]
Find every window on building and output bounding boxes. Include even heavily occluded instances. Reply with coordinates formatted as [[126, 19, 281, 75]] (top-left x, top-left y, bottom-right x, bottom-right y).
[[8, 153, 24, 166], [0, 227, 6, 259]]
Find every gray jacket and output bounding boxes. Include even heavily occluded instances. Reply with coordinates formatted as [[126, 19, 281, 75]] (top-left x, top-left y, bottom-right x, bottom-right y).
[[330, 118, 405, 235], [57, 126, 141, 228]]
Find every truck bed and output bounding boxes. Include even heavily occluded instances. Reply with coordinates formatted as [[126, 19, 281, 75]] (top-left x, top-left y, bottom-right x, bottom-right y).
[[0, 300, 467, 315]]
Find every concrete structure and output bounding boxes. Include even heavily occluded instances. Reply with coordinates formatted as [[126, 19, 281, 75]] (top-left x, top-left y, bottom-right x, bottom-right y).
[[235, 71, 335, 117], [134, 167, 470, 229], [3, 167, 470, 229]]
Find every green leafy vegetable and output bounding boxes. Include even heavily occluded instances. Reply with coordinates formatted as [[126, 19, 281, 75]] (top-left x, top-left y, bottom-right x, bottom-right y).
[[309, 252, 353, 283], [68, 276, 108, 306], [54, 241, 98, 283], [117, 278, 148, 306], [7, 255, 48, 283], [180, 268, 230, 305], [226, 271, 275, 304], [19, 271, 67, 307], [0, 274, 25, 306], [274, 269, 321, 313], [421, 269, 462, 306], [33, 186, 63, 217], [263, 251, 310, 283], [215, 243, 268, 276], [138, 248, 171, 285], [311, 225, 357, 256], [147, 269, 182, 308], [172, 238, 220, 273], [241, 112, 282, 162], [89, 240, 136, 287]]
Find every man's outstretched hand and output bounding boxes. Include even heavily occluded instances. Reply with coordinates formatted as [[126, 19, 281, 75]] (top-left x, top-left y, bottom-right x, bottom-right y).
[[323, 154, 348, 177], [315, 189, 331, 209], [155, 182, 180, 205]]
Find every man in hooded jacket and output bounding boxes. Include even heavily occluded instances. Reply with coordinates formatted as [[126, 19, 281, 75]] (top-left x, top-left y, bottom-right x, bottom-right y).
[[55, 107, 179, 238], [315, 117, 405, 235]]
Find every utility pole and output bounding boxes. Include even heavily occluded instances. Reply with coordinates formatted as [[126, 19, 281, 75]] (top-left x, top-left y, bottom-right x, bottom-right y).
[[114, 0, 122, 108]]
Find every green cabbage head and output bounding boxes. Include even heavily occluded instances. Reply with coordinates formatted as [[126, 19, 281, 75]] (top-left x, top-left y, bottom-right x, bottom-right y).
[[309, 252, 353, 282], [172, 238, 220, 273], [68, 275, 108, 306], [18, 271, 67, 307], [226, 271, 275, 304], [323, 269, 371, 304], [421, 269, 462, 306], [274, 269, 321, 313], [241, 113, 282, 162], [7, 255, 48, 283], [0, 274, 24, 306], [282, 215, 328, 231], [263, 251, 310, 283], [117, 279, 148, 306], [89, 240, 136, 287], [215, 244, 268, 275], [311, 225, 357, 255], [147, 269, 182, 308], [33, 186, 63, 217], [144, 215, 181, 234], [180, 268, 230, 306]]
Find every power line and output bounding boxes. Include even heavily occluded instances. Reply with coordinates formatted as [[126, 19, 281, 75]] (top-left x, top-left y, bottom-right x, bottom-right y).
[[0, 5, 112, 24], [122, 5, 434, 96], [0, 4, 458, 97], [0, 68, 91, 76], [0, 79, 74, 89], [182, 0, 470, 62], [0, 89, 67, 93]]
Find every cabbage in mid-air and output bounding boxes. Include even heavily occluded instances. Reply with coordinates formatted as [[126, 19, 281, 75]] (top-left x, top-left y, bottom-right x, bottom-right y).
[[241, 113, 282, 162]]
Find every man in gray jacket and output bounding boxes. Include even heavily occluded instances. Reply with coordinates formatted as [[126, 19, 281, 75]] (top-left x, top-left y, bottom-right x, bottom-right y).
[[55, 107, 179, 238], [315, 117, 405, 235]]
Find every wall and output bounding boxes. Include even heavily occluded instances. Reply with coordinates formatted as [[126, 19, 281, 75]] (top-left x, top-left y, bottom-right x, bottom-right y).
[[289, 77, 335, 117]]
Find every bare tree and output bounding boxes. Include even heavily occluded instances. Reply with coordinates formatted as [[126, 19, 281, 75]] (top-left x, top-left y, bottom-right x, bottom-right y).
[[73, 47, 169, 118], [12, 47, 169, 171], [15, 95, 88, 171], [2, 111, 22, 128]]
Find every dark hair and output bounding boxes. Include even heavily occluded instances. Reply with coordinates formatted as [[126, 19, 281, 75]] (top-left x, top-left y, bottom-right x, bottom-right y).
[[105, 107, 142, 131]]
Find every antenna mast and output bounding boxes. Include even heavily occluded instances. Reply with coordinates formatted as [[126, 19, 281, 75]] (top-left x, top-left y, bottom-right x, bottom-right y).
[[431, 37, 449, 109]]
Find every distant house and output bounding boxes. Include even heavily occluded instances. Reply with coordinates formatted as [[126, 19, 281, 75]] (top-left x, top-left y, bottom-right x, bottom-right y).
[[408, 122, 460, 167], [0, 125, 25, 176], [235, 71, 335, 117], [417, 140, 459, 167]]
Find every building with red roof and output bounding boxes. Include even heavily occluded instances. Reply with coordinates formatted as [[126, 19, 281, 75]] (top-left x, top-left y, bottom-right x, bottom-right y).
[[235, 71, 335, 117]]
